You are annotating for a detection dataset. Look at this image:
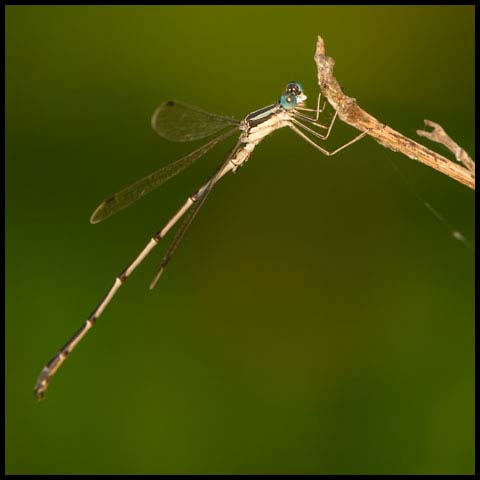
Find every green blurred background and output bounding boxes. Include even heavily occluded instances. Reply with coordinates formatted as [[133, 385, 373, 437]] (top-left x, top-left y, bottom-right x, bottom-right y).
[[6, 5, 474, 475]]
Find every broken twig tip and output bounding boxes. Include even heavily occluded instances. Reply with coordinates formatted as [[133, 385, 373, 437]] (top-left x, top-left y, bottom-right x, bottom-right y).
[[313, 33, 474, 189], [316, 35, 325, 55]]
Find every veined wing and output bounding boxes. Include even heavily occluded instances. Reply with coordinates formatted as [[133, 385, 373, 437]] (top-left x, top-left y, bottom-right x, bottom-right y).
[[152, 101, 240, 142], [90, 128, 238, 224]]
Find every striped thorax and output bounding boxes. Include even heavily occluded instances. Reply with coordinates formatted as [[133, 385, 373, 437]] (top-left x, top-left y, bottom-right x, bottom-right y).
[[230, 84, 308, 171]]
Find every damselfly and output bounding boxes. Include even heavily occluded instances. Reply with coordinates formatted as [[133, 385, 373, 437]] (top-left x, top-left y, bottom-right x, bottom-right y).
[[34, 82, 368, 399]]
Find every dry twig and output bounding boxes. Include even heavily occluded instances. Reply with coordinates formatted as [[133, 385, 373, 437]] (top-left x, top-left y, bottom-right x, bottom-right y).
[[417, 120, 475, 173], [314, 36, 475, 190]]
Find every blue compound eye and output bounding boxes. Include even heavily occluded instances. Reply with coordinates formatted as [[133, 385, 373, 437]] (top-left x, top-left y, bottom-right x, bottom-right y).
[[279, 93, 297, 110], [285, 82, 303, 96]]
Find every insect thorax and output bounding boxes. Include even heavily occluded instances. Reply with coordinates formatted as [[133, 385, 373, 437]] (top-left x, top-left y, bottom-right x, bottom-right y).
[[241, 110, 290, 145]]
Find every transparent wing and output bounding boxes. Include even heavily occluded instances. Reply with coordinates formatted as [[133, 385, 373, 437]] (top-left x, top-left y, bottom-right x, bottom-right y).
[[90, 128, 238, 224], [149, 140, 243, 290], [152, 100, 240, 142]]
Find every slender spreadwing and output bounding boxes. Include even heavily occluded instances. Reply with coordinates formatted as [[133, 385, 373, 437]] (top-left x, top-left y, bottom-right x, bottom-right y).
[[34, 82, 368, 399]]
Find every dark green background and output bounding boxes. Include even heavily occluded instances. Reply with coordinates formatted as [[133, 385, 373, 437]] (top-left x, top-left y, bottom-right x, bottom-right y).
[[6, 5, 474, 475]]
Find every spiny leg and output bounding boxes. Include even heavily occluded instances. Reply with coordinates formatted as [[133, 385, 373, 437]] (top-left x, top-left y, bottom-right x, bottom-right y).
[[290, 113, 337, 141], [294, 92, 325, 121], [293, 111, 329, 129], [291, 109, 339, 141], [288, 122, 368, 157]]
